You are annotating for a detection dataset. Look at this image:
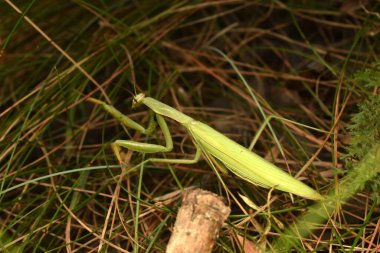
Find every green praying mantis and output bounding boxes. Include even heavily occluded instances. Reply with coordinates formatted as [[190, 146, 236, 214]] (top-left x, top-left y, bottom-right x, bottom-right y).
[[89, 93, 322, 200]]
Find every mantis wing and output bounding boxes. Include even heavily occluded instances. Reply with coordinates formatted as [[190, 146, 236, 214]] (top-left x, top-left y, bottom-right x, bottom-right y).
[[187, 120, 322, 200]]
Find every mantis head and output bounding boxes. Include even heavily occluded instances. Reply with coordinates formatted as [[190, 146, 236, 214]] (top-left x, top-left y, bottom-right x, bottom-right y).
[[132, 93, 145, 109]]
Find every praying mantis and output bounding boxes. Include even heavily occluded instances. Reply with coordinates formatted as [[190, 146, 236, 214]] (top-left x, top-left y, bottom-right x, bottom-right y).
[[89, 93, 322, 200]]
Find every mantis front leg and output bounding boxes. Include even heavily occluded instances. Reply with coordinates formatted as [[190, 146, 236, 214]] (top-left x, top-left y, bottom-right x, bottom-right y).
[[89, 98, 202, 169], [113, 113, 202, 168]]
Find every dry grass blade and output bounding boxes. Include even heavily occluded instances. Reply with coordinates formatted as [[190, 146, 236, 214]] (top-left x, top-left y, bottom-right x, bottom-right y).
[[1, 1, 379, 252]]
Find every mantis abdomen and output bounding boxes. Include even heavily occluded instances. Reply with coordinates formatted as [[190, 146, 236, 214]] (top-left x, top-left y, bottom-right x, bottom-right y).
[[188, 121, 322, 200]]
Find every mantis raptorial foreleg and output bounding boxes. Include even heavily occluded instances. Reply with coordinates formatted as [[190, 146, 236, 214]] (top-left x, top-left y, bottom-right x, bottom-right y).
[[89, 98, 202, 168], [114, 114, 173, 153]]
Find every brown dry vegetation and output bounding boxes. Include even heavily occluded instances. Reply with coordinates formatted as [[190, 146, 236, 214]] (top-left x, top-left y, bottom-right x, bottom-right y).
[[1, 1, 379, 252]]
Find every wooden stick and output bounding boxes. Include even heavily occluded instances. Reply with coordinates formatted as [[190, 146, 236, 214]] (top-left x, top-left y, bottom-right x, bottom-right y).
[[166, 188, 231, 253]]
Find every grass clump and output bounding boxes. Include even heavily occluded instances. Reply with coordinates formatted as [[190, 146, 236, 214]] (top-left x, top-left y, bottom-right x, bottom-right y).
[[346, 64, 380, 202]]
